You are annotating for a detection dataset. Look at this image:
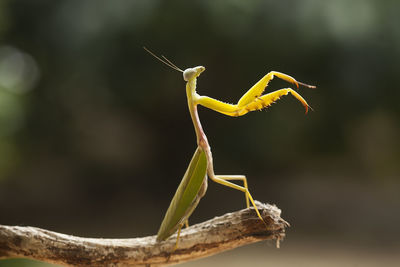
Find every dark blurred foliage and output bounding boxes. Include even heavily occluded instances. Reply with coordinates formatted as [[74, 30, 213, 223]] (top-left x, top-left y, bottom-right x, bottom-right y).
[[0, 0, 399, 265]]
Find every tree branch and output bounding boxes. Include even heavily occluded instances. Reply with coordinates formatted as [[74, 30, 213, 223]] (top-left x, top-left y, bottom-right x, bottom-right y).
[[0, 201, 289, 266]]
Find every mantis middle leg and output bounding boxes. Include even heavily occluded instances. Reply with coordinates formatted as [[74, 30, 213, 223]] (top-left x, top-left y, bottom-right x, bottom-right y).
[[216, 175, 250, 208], [208, 174, 266, 226]]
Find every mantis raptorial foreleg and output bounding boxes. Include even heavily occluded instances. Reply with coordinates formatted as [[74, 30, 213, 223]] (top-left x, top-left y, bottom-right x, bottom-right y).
[[244, 88, 311, 114], [195, 70, 314, 116], [238, 71, 304, 106], [197, 88, 311, 116]]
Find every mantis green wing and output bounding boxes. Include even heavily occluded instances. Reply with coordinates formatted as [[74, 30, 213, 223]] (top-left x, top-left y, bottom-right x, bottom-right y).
[[157, 147, 208, 241]]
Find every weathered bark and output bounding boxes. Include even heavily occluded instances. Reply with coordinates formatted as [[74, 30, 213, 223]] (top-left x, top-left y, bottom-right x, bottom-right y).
[[0, 201, 289, 266]]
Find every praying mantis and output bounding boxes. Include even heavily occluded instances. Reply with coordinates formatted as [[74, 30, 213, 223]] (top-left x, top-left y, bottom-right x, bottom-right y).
[[144, 47, 315, 247]]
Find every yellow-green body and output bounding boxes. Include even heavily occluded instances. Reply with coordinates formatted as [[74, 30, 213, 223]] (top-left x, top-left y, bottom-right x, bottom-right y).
[[153, 55, 314, 244], [157, 147, 207, 241]]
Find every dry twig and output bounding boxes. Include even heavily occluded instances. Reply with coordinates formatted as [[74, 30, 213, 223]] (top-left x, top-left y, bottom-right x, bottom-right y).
[[0, 201, 289, 266]]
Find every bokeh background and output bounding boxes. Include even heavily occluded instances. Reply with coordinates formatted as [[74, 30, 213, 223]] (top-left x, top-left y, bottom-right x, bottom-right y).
[[1, 0, 399, 266]]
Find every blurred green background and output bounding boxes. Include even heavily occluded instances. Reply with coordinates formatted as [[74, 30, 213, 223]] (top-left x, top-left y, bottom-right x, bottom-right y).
[[1, 0, 399, 266]]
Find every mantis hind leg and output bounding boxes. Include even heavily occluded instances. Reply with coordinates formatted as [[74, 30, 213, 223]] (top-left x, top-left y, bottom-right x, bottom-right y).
[[173, 224, 183, 251], [172, 219, 189, 252], [209, 175, 266, 226]]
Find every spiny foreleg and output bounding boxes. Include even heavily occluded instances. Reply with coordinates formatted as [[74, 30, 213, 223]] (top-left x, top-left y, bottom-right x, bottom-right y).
[[235, 88, 311, 116], [237, 71, 315, 107]]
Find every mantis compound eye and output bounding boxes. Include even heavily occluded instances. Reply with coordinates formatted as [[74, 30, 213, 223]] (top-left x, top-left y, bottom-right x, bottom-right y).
[[183, 68, 196, 81], [183, 66, 205, 81]]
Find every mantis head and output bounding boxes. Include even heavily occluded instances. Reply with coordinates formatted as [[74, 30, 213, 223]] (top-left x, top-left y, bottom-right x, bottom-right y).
[[183, 66, 205, 81]]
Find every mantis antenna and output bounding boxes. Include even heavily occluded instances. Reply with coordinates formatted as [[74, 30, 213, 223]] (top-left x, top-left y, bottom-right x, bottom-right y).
[[143, 47, 183, 73]]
